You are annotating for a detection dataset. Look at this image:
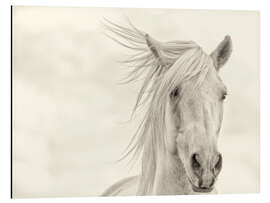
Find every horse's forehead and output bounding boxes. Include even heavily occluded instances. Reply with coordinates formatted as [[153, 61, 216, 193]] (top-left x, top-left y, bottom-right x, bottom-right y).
[[178, 70, 226, 104], [193, 68, 224, 91]]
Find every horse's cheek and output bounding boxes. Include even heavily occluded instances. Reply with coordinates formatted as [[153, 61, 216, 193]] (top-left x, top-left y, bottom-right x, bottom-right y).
[[176, 136, 190, 159]]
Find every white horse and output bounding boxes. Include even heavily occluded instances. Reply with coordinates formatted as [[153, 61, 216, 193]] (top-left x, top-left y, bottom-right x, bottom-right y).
[[102, 19, 232, 196]]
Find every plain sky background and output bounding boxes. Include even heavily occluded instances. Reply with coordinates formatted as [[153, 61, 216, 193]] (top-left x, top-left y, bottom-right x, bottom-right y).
[[12, 6, 259, 198]]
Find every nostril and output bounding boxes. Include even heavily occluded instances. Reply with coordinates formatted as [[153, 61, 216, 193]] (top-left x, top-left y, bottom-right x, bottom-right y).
[[209, 178, 215, 187], [191, 153, 201, 170], [214, 153, 223, 171]]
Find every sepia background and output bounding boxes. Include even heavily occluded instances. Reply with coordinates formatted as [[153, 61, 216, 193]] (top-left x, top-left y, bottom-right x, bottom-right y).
[[12, 6, 259, 198]]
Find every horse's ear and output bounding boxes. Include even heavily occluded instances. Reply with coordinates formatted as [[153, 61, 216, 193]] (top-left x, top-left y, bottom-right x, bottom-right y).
[[210, 35, 232, 70]]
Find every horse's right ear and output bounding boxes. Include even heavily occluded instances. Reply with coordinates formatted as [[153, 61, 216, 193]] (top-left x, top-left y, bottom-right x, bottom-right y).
[[210, 35, 232, 71]]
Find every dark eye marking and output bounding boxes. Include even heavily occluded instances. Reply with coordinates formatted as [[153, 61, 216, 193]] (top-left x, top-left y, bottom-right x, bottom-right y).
[[221, 92, 227, 100], [170, 87, 179, 99]]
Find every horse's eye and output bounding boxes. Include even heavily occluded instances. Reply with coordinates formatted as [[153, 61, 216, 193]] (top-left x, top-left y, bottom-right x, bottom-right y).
[[170, 87, 179, 99], [221, 93, 227, 100]]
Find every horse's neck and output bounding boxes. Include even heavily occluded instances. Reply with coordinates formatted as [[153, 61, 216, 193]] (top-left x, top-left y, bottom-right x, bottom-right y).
[[153, 151, 194, 195]]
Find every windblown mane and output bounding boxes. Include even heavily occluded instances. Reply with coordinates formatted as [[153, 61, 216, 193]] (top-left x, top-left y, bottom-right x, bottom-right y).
[[103, 19, 213, 195]]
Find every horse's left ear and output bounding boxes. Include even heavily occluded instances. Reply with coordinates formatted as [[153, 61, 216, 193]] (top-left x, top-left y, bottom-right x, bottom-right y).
[[210, 35, 232, 71]]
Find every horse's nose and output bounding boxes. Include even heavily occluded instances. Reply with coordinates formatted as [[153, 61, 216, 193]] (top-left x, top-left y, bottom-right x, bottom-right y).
[[190, 152, 223, 188], [190, 153, 223, 174]]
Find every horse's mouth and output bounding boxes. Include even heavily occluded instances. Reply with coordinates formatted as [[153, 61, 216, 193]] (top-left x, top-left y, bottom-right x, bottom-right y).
[[187, 178, 214, 193], [191, 185, 213, 193]]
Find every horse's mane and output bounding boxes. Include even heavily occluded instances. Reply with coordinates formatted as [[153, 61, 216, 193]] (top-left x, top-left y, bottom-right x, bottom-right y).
[[103, 19, 213, 195]]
